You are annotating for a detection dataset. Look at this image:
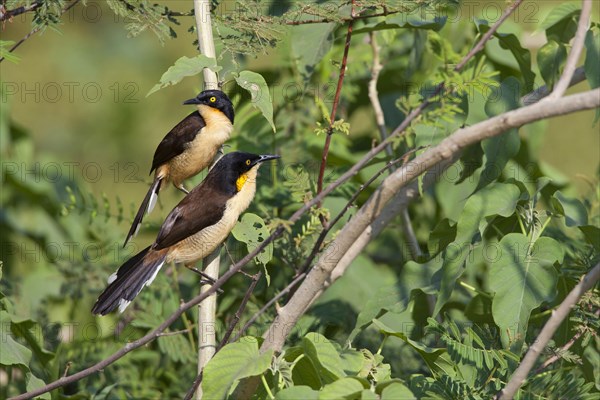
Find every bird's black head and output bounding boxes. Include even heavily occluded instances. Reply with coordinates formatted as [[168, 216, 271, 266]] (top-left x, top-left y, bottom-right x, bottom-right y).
[[208, 151, 280, 193], [183, 90, 235, 124]]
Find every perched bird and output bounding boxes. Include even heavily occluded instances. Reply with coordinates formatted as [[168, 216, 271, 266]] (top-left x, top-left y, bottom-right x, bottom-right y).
[[92, 152, 280, 315], [123, 90, 235, 247]]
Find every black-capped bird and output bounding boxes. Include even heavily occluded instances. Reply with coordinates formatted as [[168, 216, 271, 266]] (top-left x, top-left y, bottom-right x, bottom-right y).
[[92, 152, 280, 315], [123, 90, 235, 247]]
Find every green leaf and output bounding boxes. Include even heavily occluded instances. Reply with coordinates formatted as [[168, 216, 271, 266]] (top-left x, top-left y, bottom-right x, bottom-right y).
[[427, 219, 457, 257], [490, 234, 563, 350], [275, 386, 319, 400], [291, 23, 335, 81], [92, 383, 118, 400], [200, 337, 273, 399], [360, 389, 378, 400], [292, 353, 322, 389], [303, 332, 346, 382], [585, 28, 600, 123], [10, 317, 54, 364], [585, 29, 600, 90], [455, 183, 521, 245], [0, 40, 20, 64], [232, 213, 273, 267], [540, 3, 581, 31], [0, 333, 32, 367], [319, 377, 366, 400], [372, 320, 451, 377], [551, 191, 588, 227], [480, 24, 535, 92], [578, 225, 600, 251], [477, 77, 521, 191], [465, 294, 494, 324], [26, 372, 50, 399], [380, 382, 416, 400], [348, 258, 442, 343], [340, 349, 366, 376], [434, 183, 521, 315], [457, 144, 484, 184], [537, 40, 567, 88], [147, 55, 222, 96], [235, 71, 276, 131]]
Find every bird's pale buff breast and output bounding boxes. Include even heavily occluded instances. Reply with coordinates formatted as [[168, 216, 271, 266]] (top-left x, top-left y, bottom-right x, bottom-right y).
[[167, 167, 258, 264]]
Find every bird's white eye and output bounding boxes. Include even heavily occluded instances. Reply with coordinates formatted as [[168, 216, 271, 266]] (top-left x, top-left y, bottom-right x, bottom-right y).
[[210, 96, 216, 102], [246, 159, 251, 166]]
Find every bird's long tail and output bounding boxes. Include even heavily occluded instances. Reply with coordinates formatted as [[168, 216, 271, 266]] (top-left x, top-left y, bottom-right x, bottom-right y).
[[123, 177, 162, 247], [91, 246, 167, 315]]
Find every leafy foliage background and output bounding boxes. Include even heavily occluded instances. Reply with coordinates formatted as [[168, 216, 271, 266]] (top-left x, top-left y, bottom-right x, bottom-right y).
[[1, 0, 599, 398]]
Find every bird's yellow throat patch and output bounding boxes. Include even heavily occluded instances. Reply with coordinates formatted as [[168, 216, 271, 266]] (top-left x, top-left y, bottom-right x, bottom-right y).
[[236, 173, 248, 192]]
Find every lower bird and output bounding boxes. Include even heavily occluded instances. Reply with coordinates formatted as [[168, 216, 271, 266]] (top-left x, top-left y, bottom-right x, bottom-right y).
[[92, 151, 280, 315]]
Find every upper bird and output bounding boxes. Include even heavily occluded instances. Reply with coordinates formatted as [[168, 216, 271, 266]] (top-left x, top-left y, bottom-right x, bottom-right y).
[[92, 151, 280, 315], [123, 89, 235, 247]]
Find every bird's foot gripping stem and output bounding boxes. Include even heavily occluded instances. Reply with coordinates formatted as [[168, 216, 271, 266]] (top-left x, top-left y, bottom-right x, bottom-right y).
[[185, 265, 223, 293]]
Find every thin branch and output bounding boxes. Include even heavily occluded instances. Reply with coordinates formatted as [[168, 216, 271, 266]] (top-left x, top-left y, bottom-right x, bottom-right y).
[[233, 272, 306, 343], [61, 362, 72, 378], [400, 208, 423, 259], [454, 0, 525, 72], [163, 10, 194, 17], [496, 262, 600, 399], [533, 308, 599, 374], [367, 32, 389, 153], [218, 272, 262, 348], [157, 328, 192, 337], [316, 0, 356, 201], [184, 372, 203, 400], [0, 0, 41, 21], [0, 0, 81, 63], [183, 371, 203, 400], [549, 0, 592, 99]]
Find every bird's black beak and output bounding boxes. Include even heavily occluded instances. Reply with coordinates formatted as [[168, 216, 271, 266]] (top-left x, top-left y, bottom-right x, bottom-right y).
[[252, 154, 281, 166], [183, 97, 201, 105]]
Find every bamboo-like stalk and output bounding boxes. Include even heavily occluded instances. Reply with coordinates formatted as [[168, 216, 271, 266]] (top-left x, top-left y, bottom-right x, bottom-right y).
[[192, 1, 219, 399]]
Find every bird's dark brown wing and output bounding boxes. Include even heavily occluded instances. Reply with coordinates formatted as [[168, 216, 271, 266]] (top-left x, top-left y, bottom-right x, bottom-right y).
[[150, 111, 206, 173], [151, 185, 231, 250]]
